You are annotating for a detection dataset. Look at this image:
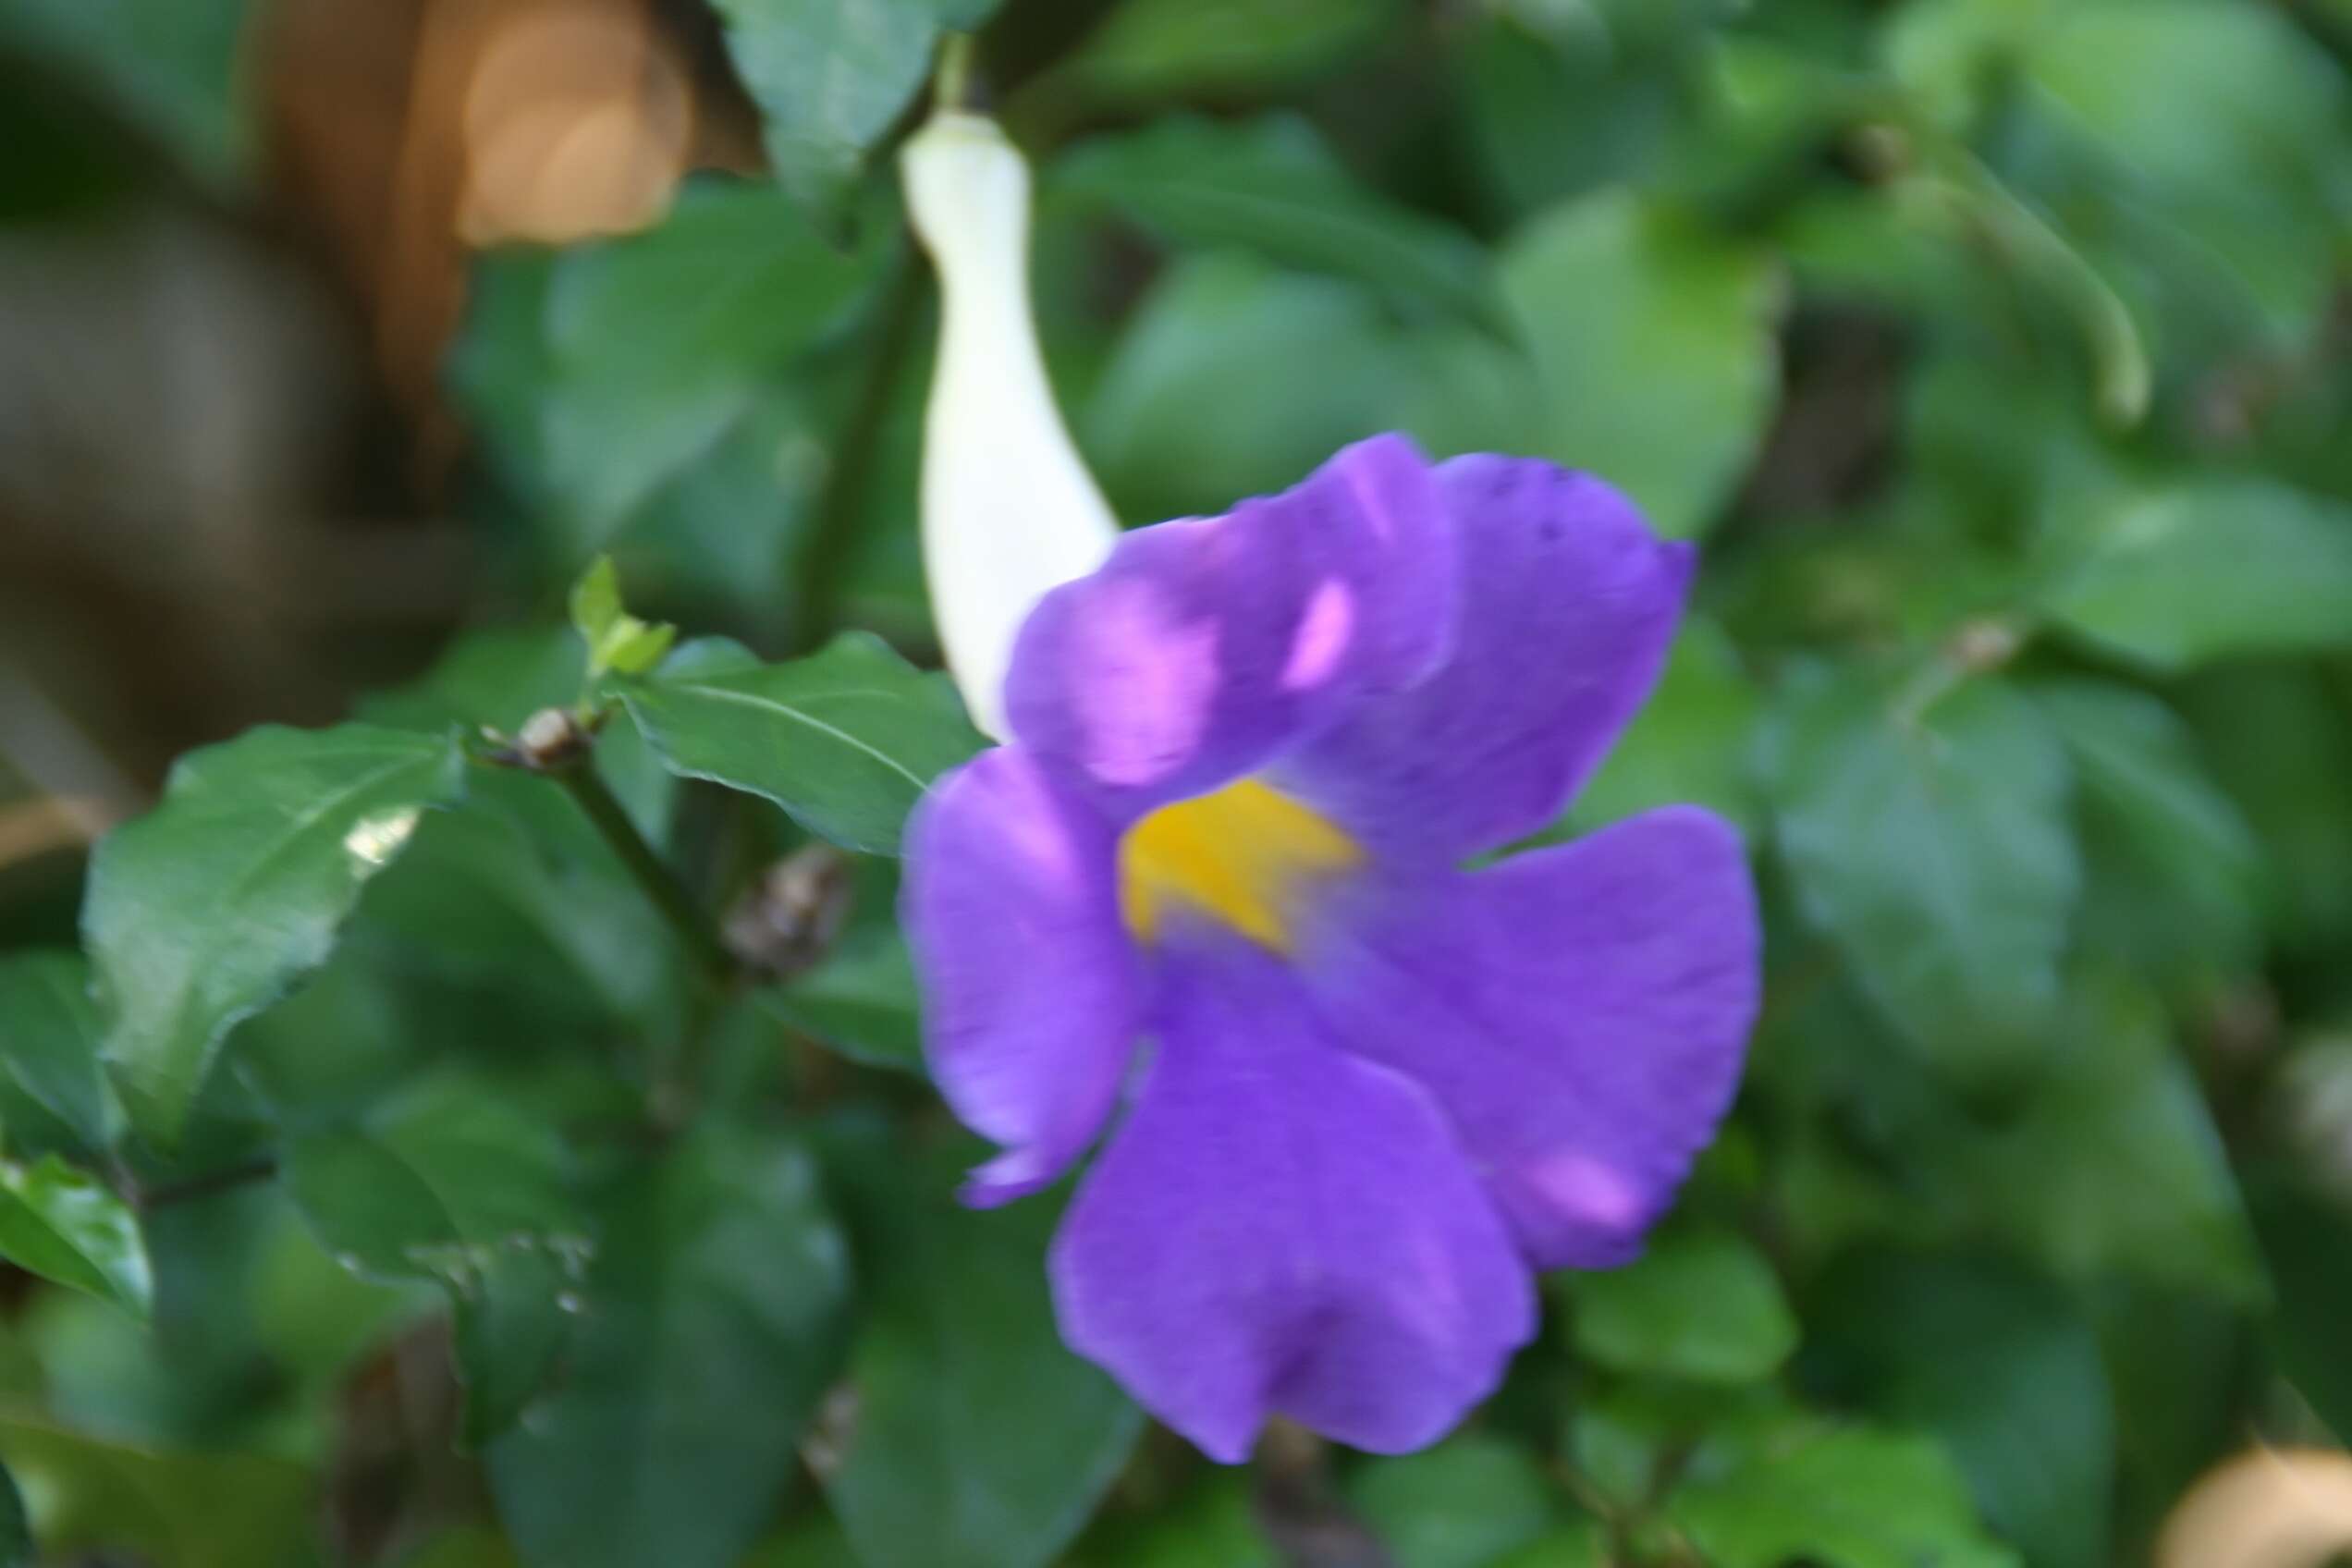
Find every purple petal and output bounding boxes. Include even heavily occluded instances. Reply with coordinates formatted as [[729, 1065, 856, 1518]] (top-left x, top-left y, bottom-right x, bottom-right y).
[[1050, 937, 1533, 1462], [1005, 435, 1455, 817], [901, 747, 1142, 1205], [1277, 455, 1693, 865], [1301, 807, 1759, 1268]]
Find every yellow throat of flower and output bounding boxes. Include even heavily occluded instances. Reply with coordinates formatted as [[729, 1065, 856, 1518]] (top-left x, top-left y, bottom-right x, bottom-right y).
[[1118, 779, 1362, 952]]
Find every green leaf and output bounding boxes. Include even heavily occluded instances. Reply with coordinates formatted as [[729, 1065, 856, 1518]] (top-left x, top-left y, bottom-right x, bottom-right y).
[[1070, 1477, 1274, 1568], [1664, 1419, 2018, 1568], [0, 0, 251, 181], [353, 795, 682, 1034], [2245, 1175, 2352, 1445], [1050, 0, 1394, 100], [711, 0, 999, 220], [1499, 188, 1780, 539], [398, 1527, 522, 1568], [0, 1461, 31, 1568], [525, 180, 879, 535], [1488, 1527, 1606, 1568], [1666, 38, 1883, 208], [453, 251, 836, 629], [1569, 616, 1761, 836], [361, 626, 685, 987], [284, 1077, 589, 1445], [1804, 1252, 2113, 1568], [1054, 116, 1495, 324], [2034, 680, 2260, 974], [2089, 1283, 2244, 1538], [742, 1519, 863, 1568], [540, 184, 863, 530], [1761, 667, 2077, 1087], [450, 1246, 582, 1451], [619, 631, 986, 855], [2042, 477, 2352, 670], [84, 723, 466, 1146], [0, 1157, 150, 1318], [249, 1203, 435, 1392], [570, 556, 625, 647], [1457, 10, 1694, 219], [2017, 0, 2347, 344], [488, 1128, 851, 1568], [1969, 976, 2260, 1301], [1881, 0, 2049, 133], [0, 951, 118, 1153], [0, 1420, 313, 1568], [2175, 668, 2352, 951], [1348, 1435, 1558, 1568], [816, 1131, 1142, 1568], [1565, 1229, 1797, 1385], [1084, 251, 1410, 524], [281, 1082, 557, 1273], [1396, 325, 1547, 461], [599, 620, 679, 680], [768, 934, 926, 1075], [364, 626, 591, 735], [570, 556, 680, 683]]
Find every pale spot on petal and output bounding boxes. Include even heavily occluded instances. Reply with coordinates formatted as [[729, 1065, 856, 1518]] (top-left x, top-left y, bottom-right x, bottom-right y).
[[1072, 577, 1222, 788], [1518, 1152, 1646, 1233], [1281, 580, 1356, 693]]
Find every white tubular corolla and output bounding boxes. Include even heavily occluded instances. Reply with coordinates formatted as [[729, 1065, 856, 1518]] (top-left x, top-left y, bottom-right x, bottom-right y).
[[901, 109, 1118, 740]]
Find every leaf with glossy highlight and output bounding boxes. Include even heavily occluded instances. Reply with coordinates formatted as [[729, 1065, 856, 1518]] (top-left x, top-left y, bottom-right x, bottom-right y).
[[84, 723, 466, 1146], [0, 1157, 150, 1318], [620, 632, 985, 855]]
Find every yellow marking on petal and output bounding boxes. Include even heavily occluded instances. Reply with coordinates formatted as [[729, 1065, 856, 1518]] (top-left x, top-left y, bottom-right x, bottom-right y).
[[1118, 779, 1362, 951]]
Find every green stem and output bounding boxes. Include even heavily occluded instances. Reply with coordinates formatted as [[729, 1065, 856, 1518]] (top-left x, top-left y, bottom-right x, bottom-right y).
[[1890, 655, 1972, 730], [793, 251, 925, 648], [1891, 615, 2035, 729], [139, 1153, 278, 1209], [934, 32, 976, 112], [1890, 122, 2151, 431], [551, 763, 736, 986], [1945, 162, 2148, 428]]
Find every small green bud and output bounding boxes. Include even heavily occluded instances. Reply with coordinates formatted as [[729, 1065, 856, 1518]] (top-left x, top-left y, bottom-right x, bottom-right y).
[[569, 555, 678, 682], [569, 555, 624, 646]]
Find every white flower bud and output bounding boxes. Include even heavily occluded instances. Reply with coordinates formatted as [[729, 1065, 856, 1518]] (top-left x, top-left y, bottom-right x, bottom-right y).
[[902, 110, 1118, 740]]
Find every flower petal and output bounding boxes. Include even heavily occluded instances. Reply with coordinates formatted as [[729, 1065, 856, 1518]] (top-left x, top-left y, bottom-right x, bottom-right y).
[[1302, 807, 1759, 1268], [901, 746, 1142, 1205], [1005, 434, 1455, 816], [1277, 455, 1693, 864], [1050, 936, 1532, 1462]]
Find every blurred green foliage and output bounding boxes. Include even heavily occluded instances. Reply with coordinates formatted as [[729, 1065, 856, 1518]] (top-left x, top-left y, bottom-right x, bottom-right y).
[[1, 0, 2351, 1563]]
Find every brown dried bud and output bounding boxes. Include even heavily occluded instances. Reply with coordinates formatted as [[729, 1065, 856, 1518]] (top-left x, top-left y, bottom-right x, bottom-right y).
[[1947, 618, 2024, 673], [513, 707, 591, 770], [723, 844, 854, 981]]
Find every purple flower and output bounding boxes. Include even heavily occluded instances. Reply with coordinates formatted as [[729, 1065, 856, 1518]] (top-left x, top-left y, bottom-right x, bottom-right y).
[[901, 434, 1761, 1462]]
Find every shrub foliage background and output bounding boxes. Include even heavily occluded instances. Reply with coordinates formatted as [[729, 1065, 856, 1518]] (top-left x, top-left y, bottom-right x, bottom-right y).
[[1, 0, 2350, 1563]]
